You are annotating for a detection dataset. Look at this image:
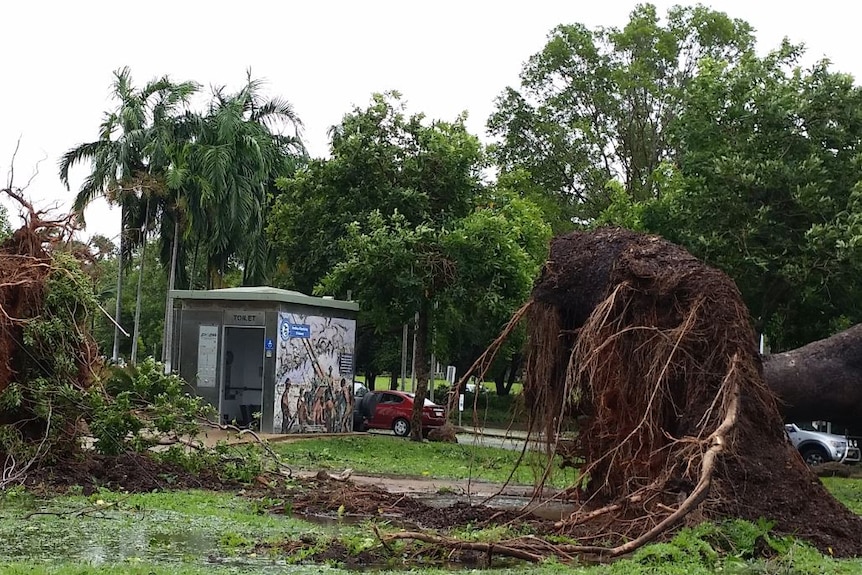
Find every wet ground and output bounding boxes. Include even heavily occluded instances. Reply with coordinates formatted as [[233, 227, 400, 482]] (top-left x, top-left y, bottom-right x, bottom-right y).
[[14, 451, 569, 570]]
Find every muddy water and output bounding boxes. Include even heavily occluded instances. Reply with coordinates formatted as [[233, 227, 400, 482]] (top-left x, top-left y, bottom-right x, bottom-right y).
[[1, 490, 572, 571], [0, 500, 318, 571], [414, 493, 576, 521]]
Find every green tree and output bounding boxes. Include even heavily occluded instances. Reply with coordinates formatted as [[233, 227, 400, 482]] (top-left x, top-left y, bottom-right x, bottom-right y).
[[488, 3, 754, 228], [434, 188, 551, 392], [599, 43, 862, 350], [159, 74, 304, 370], [269, 91, 478, 294], [91, 239, 167, 361], [322, 198, 550, 436], [59, 67, 198, 362], [173, 75, 305, 290], [283, 94, 551, 438]]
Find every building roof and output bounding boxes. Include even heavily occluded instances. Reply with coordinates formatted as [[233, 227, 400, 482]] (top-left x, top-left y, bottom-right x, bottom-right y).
[[169, 286, 359, 312]]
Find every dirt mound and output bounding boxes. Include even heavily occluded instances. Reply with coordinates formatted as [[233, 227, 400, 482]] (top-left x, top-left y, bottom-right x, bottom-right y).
[[519, 228, 862, 557], [286, 477, 545, 531], [427, 423, 459, 443], [25, 452, 236, 494]]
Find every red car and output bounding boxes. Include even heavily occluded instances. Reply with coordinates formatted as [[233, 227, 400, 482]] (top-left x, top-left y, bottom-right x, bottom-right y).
[[355, 390, 446, 437]]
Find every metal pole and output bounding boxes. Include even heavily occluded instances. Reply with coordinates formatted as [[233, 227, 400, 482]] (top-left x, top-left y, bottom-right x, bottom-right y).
[[429, 300, 437, 402], [429, 351, 436, 403], [410, 311, 418, 393], [162, 218, 180, 374], [130, 197, 150, 365], [400, 322, 408, 391]]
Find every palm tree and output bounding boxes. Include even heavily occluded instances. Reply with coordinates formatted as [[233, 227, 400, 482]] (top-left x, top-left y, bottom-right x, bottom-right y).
[[184, 73, 305, 288], [159, 75, 305, 368], [59, 67, 198, 362]]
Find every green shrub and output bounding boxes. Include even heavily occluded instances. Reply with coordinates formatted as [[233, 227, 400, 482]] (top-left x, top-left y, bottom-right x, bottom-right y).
[[86, 358, 212, 455]]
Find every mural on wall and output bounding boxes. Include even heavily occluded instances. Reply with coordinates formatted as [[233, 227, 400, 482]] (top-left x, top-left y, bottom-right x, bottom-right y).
[[274, 312, 356, 433]]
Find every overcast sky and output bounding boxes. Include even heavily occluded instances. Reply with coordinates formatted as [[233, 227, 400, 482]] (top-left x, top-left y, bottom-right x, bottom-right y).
[[1, 0, 859, 240]]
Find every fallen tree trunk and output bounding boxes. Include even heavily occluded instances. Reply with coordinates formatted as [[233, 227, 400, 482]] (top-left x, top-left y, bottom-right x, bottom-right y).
[[764, 324, 862, 427]]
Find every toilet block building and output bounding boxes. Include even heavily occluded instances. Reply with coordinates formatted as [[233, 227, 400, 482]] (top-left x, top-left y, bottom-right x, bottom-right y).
[[167, 287, 359, 434]]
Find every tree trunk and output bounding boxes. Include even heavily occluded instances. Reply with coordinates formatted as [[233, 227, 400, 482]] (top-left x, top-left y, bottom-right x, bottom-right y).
[[111, 238, 124, 362], [190, 241, 199, 290], [764, 323, 862, 428], [161, 217, 180, 372], [493, 353, 523, 396], [505, 353, 521, 394], [130, 197, 150, 365], [409, 302, 430, 442], [494, 366, 507, 396]]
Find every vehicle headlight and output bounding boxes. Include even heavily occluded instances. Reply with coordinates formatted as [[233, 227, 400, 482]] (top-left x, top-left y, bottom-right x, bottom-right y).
[[831, 440, 847, 448]]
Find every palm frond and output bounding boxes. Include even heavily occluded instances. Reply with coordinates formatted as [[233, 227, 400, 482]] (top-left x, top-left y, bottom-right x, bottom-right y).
[[253, 96, 304, 130], [59, 140, 104, 189]]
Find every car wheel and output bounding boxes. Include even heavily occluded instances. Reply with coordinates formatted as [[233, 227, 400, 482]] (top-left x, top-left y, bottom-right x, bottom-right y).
[[801, 446, 830, 466], [393, 418, 410, 437]]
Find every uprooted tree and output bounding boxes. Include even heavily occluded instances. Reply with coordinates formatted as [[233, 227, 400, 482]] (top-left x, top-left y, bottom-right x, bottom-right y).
[[457, 227, 862, 559], [0, 184, 99, 469], [764, 324, 862, 427], [0, 182, 209, 486]]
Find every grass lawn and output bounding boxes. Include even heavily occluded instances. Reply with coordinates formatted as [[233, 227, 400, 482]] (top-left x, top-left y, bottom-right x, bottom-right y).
[[272, 433, 576, 488], [3, 439, 862, 574], [822, 476, 862, 514], [1, 484, 861, 575]]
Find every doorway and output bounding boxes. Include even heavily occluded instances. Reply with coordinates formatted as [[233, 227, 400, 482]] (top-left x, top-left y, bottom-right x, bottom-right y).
[[220, 326, 264, 428]]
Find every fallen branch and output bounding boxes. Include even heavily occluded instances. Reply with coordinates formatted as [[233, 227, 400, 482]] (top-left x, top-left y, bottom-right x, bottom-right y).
[[1, 404, 52, 489], [385, 531, 544, 563], [202, 419, 293, 478]]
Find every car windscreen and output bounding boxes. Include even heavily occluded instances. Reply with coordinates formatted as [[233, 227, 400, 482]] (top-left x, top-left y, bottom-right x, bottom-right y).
[[404, 393, 438, 407]]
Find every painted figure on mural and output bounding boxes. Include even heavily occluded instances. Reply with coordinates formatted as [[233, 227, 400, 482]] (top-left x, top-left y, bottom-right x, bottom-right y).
[[337, 377, 353, 432], [280, 377, 292, 433], [312, 383, 326, 426], [296, 393, 309, 431]]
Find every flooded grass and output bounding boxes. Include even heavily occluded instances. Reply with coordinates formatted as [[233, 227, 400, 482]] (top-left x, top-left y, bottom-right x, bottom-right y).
[[0, 489, 328, 570], [2, 452, 862, 574], [2, 486, 862, 575]]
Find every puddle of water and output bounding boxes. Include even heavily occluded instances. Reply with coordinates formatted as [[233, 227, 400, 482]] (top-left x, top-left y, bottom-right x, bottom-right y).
[[0, 504, 309, 569], [414, 493, 576, 521]]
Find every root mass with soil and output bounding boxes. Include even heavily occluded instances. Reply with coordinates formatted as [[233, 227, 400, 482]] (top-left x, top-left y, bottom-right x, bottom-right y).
[[511, 227, 862, 557]]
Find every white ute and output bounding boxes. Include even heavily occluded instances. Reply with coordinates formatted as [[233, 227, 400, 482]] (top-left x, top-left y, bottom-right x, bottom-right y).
[[785, 422, 861, 466]]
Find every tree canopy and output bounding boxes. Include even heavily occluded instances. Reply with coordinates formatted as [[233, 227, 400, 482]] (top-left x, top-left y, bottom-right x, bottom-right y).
[[271, 92, 550, 428], [488, 3, 754, 229], [599, 43, 862, 350], [56, 5, 862, 370]]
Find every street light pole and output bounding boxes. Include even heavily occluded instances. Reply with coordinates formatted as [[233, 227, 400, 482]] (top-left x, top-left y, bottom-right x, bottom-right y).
[[400, 322, 408, 391], [162, 218, 180, 373], [410, 311, 418, 393]]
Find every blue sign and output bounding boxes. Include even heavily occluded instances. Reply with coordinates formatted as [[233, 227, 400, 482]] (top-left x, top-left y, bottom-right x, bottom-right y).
[[265, 338, 274, 351], [280, 320, 311, 340], [289, 323, 311, 338]]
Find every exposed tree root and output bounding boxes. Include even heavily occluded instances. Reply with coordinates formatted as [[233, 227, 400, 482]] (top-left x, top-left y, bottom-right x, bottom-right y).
[[397, 227, 862, 561]]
